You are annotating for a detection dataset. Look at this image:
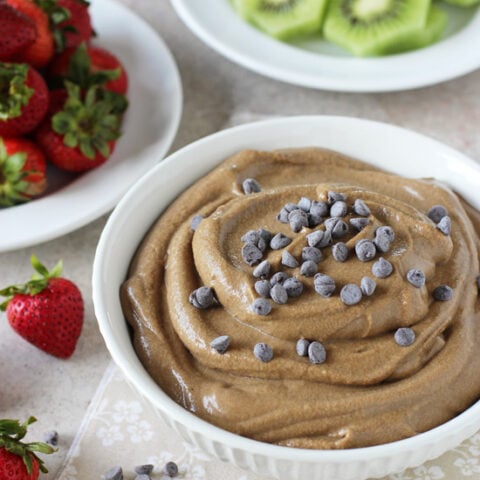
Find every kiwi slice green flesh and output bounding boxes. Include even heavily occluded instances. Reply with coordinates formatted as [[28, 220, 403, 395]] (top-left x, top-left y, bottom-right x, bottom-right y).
[[381, 5, 447, 54], [323, 0, 431, 57], [233, 0, 330, 39], [442, 0, 479, 6]]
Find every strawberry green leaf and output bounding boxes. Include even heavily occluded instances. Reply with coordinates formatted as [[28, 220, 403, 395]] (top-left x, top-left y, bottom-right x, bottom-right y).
[[0, 63, 34, 121], [34, 0, 72, 52]]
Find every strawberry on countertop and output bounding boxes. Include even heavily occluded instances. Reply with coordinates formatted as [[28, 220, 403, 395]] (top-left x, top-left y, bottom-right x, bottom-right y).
[[0, 62, 49, 137], [36, 80, 127, 172], [0, 2, 37, 62], [0, 255, 84, 358], [0, 137, 47, 206]]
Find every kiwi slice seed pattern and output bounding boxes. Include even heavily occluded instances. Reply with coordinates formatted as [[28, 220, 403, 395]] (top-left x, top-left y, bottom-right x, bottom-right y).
[[341, 0, 403, 26]]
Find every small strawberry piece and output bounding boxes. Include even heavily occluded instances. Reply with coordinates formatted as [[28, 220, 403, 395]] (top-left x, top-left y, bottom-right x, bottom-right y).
[[57, 0, 92, 49], [0, 416, 54, 480], [49, 43, 128, 95], [0, 255, 84, 358], [0, 3, 37, 61], [0, 62, 49, 137], [0, 137, 47, 206], [36, 81, 126, 172], [6, 0, 55, 68]]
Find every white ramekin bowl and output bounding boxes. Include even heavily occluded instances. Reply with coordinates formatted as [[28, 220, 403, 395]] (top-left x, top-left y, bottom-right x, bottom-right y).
[[92, 116, 480, 480]]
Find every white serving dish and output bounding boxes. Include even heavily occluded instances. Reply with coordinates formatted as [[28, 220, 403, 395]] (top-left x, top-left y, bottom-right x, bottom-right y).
[[171, 0, 480, 92], [92, 116, 480, 480]]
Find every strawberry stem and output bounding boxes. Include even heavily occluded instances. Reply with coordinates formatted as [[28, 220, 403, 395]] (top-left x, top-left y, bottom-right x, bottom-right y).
[[0, 63, 34, 121], [0, 417, 55, 474], [0, 255, 63, 311]]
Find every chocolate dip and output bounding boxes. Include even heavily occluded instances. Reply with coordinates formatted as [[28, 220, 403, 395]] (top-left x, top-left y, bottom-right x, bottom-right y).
[[120, 148, 480, 449]]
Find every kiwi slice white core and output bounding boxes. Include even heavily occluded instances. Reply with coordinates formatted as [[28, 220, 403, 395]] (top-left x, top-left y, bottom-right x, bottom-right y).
[[350, 0, 395, 21], [258, 0, 299, 12]]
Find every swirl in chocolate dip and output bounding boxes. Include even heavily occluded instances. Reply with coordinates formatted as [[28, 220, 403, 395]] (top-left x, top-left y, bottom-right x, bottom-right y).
[[121, 148, 480, 449]]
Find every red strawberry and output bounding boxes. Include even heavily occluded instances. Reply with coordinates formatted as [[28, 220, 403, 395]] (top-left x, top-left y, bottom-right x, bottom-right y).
[[0, 416, 54, 480], [0, 137, 47, 206], [36, 81, 126, 172], [5, 0, 55, 68], [49, 43, 128, 95], [57, 0, 92, 49], [0, 62, 49, 137], [0, 2, 37, 61], [0, 255, 84, 358]]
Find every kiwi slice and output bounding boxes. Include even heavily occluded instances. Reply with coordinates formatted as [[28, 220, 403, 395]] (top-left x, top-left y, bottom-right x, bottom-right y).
[[232, 0, 329, 39], [442, 0, 479, 6], [382, 5, 447, 54], [323, 0, 432, 57]]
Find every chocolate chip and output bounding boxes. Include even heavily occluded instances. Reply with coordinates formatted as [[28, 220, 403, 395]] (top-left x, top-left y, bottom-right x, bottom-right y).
[[436, 216, 451, 236], [307, 230, 324, 248], [241, 230, 259, 243], [374, 229, 392, 253], [477, 275, 480, 294], [325, 218, 348, 238], [328, 191, 346, 204], [252, 298, 272, 315], [282, 250, 299, 268], [427, 205, 448, 224], [254, 343, 273, 362], [394, 327, 415, 347], [353, 199, 370, 217], [284, 202, 298, 212], [308, 341, 327, 364], [189, 286, 215, 309], [372, 257, 393, 278], [289, 209, 309, 232], [134, 465, 153, 475], [355, 239, 376, 262], [433, 285, 453, 301], [43, 430, 58, 447], [253, 260, 271, 278], [257, 237, 267, 252], [163, 461, 179, 477], [270, 283, 288, 304], [270, 233, 292, 250], [270, 272, 288, 286], [406, 269, 425, 288], [350, 217, 370, 231], [302, 246, 323, 264], [242, 242, 263, 265], [242, 178, 261, 195], [376, 226, 395, 242], [313, 273, 336, 297], [300, 260, 318, 277], [104, 466, 123, 480], [283, 277, 303, 297], [277, 208, 289, 223], [310, 200, 329, 217], [296, 338, 310, 357], [258, 228, 272, 244], [210, 335, 230, 354], [255, 279, 271, 298], [330, 201, 348, 217], [308, 212, 324, 228], [318, 230, 332, 248], [360, 277, 376, 296], [340, 284, 362, 306], [332, 242, 349, 262], [298, 197, 312, 212], [190, 214, 203, 231]]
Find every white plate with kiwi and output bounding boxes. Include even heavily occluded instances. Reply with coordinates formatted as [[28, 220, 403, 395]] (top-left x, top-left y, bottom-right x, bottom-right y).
[[171, 0, 480, 92]]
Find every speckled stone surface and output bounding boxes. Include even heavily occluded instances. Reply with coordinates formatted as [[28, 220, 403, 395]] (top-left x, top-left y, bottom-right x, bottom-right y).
[[0, 1, 478, 477]]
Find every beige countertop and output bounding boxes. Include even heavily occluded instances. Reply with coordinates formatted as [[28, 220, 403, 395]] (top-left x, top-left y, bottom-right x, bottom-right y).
[[0, 0, 479, 478]]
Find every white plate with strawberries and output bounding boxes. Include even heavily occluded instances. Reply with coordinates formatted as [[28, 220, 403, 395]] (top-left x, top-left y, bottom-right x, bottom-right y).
[[0, 0, 182, 252], [171, 0, 480, 92]]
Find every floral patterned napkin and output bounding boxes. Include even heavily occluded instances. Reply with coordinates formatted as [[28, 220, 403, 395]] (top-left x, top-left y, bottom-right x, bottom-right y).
[[54, 362, 480, 480]]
